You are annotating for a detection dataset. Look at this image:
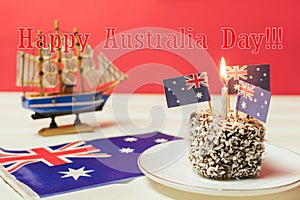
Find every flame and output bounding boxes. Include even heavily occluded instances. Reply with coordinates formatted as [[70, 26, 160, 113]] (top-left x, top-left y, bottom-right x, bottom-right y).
[[220, 57, 227, 82]]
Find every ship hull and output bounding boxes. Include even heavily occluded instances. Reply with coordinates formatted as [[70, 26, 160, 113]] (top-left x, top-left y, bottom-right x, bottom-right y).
[[22, 91, 109, 119]]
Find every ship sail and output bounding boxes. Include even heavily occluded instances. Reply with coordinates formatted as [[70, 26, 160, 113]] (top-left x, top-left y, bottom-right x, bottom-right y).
[[17, 50, 125, 91], [16, 51, 40, 87], [17, 41, 126, 94], [84, 53, 125, 89], [41, 47, 55, 59], [62, 57, 77, 86], [42, 61, 57, 88], [16, 51, 59, 89], [60, 43, 76, 87]]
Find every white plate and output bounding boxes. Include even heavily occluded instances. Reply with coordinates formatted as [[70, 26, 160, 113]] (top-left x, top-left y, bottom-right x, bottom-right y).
[[138, 140, 300, 196]]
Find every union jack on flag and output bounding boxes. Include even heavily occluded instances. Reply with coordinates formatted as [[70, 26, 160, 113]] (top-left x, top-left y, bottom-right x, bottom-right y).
[[237, 80, 255, 101], [226, 64, 270, 94], [236, 80, 271, 123], [0, 141, 110, 173], [185, 73, 208, 90], [0, 132, 181, 198], [227, 65, 248, 81]]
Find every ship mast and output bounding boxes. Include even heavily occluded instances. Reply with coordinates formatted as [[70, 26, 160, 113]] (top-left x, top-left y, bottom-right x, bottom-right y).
[[74, 28, 85, 92], [37, 30, 44, 96], [54, 20, 64, 93]]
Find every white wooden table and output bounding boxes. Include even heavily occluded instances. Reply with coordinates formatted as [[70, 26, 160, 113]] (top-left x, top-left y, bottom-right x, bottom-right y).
[[0, 93, 299, 200]]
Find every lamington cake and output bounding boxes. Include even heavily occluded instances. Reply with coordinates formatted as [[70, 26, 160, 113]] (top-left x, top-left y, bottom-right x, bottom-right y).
[[189, 109, 266, 180]]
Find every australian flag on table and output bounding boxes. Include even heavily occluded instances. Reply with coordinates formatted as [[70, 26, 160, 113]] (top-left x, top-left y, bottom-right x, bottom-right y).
[[236, 80, 271, 123], [163, 72, 211, 108], [0, 132, 181, 199], [226, 64, 270, 94]]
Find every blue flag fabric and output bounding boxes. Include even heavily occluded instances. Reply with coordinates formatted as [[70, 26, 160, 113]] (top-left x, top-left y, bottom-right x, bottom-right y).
[[163, 72, 211, 108], [236, 80, 271, 123], [227, 64, 270, 94], [0, 132, 181, 198]]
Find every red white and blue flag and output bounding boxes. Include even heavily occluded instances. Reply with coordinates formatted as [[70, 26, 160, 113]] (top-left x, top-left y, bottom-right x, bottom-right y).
[[0, 141, 111, 173], [0, 132, 181, 198], [226, 64, 270, 94], [163, 72, 211, 108], [236, 80, 271, 123]]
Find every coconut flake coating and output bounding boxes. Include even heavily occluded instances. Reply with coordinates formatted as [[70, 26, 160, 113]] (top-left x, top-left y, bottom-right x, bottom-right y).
[[189, 110, 265, 180]]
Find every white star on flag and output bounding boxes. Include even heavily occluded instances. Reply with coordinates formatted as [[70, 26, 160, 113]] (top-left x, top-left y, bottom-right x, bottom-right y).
[[155, 138, 168, 143], [234, 83, 240, 91], [196, 92, 203, 99], [59, 167, 94, 181], [241, 101, 247, 109], [124, 137, 137, 142], [119, 147, 134, 154]]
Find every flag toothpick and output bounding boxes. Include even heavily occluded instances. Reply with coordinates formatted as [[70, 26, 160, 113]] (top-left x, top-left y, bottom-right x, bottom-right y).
[[227, 96, 231, 113], [208, 100, 213, 115]]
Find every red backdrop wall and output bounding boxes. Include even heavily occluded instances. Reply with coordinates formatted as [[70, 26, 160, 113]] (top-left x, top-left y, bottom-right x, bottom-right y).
[[1, 0, 299, 94]]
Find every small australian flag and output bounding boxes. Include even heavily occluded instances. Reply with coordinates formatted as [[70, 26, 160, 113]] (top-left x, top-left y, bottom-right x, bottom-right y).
[[236, 80, 271, 123], [227, 64, 270, 94], [163, 72, 211, 108]]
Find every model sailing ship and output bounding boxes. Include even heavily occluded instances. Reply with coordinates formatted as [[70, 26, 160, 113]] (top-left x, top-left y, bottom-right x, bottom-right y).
[[16, 21, 126, 136]]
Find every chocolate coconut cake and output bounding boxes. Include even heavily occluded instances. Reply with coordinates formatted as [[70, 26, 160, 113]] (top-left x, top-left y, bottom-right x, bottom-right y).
[[189, 110, 266, 180]]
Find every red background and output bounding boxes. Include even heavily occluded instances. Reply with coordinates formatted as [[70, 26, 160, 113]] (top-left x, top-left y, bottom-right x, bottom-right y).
[[1, 0, 299, 94]]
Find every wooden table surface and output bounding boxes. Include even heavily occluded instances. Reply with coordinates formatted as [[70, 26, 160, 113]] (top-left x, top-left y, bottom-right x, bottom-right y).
[[0, 93, 299, 200]]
